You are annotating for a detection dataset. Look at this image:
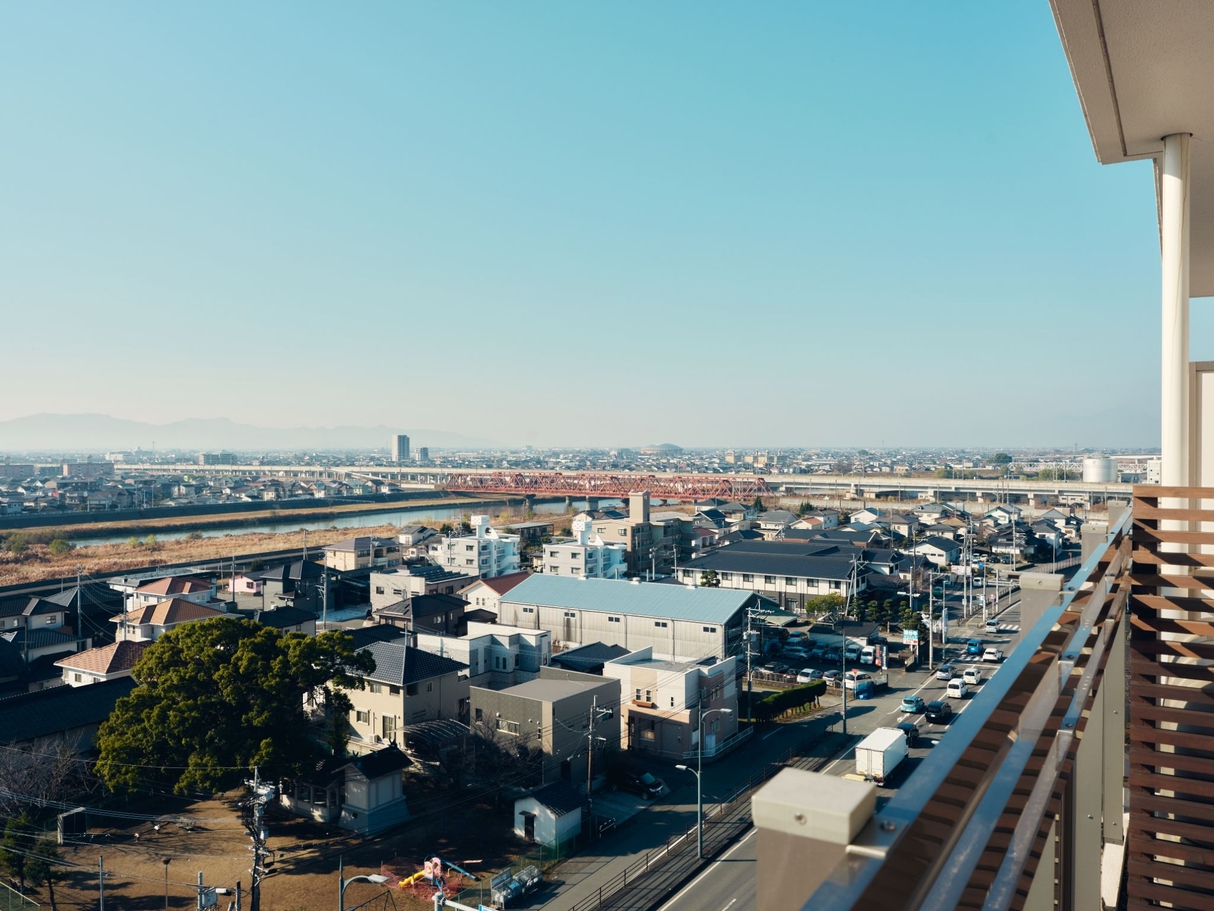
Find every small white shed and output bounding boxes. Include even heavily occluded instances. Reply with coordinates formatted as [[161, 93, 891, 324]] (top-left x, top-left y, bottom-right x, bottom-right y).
[[514, 781, 586, 846]]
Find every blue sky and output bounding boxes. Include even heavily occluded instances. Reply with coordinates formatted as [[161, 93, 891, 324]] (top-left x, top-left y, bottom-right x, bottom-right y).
[[0, 4, 1172, 449]]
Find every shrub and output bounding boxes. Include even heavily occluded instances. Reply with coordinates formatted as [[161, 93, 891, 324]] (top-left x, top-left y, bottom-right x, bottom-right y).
[[7, 534, 28, 555], [752, 681, 826, 722], [48, 539, 74, 556]]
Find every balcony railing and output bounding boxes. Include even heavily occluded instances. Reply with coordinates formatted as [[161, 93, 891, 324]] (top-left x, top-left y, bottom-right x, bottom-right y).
[[753, 500, 1135, 911]]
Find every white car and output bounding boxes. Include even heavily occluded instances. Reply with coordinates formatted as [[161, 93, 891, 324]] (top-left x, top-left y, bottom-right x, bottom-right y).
[[963, 666, 983, 686], [983, 647, 1004, 662]]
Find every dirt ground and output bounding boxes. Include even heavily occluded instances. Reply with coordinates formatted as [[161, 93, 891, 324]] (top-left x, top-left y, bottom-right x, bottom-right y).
[[35, 781, 533, 911]]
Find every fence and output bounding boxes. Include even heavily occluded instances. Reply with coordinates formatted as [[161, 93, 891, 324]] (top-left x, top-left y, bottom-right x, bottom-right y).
[[560, 730, 839, 911], [0, 883, 38, 911]]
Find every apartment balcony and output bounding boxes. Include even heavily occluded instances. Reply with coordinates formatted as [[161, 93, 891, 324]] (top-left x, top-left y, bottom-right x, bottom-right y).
[[753, 487, 1214, 911]]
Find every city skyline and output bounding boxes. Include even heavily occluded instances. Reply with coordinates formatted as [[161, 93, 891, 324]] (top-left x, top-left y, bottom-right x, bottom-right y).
[[0, 5, 1177, 448]]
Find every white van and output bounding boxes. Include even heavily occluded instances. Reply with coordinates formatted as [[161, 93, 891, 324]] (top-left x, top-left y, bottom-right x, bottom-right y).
[[946, 678, 969, 700], [985, 618, 999, 633], [962, 666, 983, 686], [860, 646, 876, 665]]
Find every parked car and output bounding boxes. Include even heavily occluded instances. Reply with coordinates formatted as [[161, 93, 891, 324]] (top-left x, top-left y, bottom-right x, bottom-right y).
[[610, 767, 663, 799], [925, 700, 954, 724], [901, 694, 926, 714], [783, 646, 811, 661], [983, 647, 1004, 663], [796, 668, 821, 684], [897, 721, 921, 747], [809, 647, 827, 661], [822, 670, 842, 685], [935, 664, 956, 681]]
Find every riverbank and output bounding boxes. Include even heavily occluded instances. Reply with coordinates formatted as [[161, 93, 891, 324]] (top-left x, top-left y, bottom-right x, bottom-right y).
[[1, 494, 539, 542], [0, 503, 582, 586]]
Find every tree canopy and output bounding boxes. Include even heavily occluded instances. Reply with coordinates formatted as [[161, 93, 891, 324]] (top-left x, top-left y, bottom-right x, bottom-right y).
[[95, 617, 373, 795]]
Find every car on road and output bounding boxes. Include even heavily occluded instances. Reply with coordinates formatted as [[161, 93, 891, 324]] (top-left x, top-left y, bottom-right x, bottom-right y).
[[985, 618, 999, 633], [822, 669, 842, 685], [897, 722, 921, 747], [963, 666, 983, 685], [925, 700, 954, 724], [609, 767, 664, 800], [935, 664, 956, 681], [983, 647, 1004, 663], [901, 694, 926, 714], [946, 678, 969, 700], [796, 668, 822, 684], [966, 638, 984, 655]]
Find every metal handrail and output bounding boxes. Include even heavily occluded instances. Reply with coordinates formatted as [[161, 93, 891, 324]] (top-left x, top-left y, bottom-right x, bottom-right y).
[[802, 506, 1132, 910]]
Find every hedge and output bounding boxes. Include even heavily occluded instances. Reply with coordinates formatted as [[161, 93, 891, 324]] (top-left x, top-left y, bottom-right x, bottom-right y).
[[752, 680, 826, 722]]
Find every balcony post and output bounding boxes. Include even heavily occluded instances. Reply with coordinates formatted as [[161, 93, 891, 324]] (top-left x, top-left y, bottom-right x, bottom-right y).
[[1102, 613, 1126, 847], [1071, 662, 1104, 908], [1024, 816, 1058, 911], [751, 769, 875, 911], [1160, 132, 1191, 486]]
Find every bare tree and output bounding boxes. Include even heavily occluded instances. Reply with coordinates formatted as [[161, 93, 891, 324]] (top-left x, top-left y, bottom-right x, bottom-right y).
[[0, 734, 99, 820]]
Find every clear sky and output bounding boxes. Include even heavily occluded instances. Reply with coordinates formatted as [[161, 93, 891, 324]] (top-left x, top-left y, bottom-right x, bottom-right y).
[[0, 3, 1177, 449]]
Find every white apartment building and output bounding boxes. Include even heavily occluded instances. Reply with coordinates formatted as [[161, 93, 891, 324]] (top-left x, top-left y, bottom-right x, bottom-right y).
[[542, 516, 627, 579], [428, 516, 521, 578], [413, 621, 551, 689]]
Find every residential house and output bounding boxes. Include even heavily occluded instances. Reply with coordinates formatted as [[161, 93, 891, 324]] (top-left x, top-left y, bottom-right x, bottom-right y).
[[397, 525, 439, 558], [428, 516, 521, 578], [677, 541, 868, 612], [548, 642, 632, 675], [343, 640, 468, 754], [414, 621, 551, 689], [602, 649, 740, 762], [113, 576, 217, 611], [984, 505, 1022, 527], [0, 597, 88, 671], [55, 640, 151, 687], [790, 509, 840, 532], [469, 667, 620, 786], [112, 599, 228, 642], [374, 593, 467, 636], [497, 574, 754, 661], [912, 536, 962, 568], [281, 742, 411, 835], [323, 536, 402, 572], [458, 571, 531, 616], [254, 606, 317, 636], [542, 516, 628, 579], [370, 565, 478, 612]]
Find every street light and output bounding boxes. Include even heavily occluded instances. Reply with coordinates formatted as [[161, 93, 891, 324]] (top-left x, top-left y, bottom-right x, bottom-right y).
[[678, 706, 733, 858], [338, 856, 389, 911]]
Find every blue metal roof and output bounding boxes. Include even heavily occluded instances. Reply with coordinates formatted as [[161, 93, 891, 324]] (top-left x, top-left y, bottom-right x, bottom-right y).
[[500, 575, 751, 624]]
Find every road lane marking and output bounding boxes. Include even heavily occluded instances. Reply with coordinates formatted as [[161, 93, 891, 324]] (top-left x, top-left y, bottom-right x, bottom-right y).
[[656, 829, 757, 911]]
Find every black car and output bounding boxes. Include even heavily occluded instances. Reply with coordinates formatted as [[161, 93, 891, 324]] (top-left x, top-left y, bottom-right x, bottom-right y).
[[609, 767, 663, 799], [897, 722, 921, 747], [924, 700, 954, 724]]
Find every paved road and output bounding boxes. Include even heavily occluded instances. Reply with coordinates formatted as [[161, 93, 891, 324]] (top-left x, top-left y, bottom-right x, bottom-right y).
[[654, 596, 1029, 911]]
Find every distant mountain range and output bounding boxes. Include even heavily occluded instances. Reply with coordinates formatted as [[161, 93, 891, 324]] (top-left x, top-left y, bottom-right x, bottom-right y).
[[0, 413, 502, 454]]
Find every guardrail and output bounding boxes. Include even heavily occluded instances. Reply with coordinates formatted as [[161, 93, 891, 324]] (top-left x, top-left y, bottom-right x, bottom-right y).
[[753, 505, 1133, 910]]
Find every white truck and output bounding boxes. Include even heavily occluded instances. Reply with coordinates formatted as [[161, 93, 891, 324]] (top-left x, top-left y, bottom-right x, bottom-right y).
[[842, 668, 889, 691], [854, 727, 909, 786]]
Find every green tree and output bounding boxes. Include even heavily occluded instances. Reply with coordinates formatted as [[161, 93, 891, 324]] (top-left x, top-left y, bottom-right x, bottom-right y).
[[989, 453, 1013, 465], [48, 539, 73, 556], [7, 533, 27, 555], [95, 618, 374, 795], [700, 569, 721, 588], [439, 522, 454, 535], [26, 838, 61, 911], [838, 510, 851, 525], [796, 501, 813, 517], [0, 813, 32, 891], [751, 496, 765, 512]]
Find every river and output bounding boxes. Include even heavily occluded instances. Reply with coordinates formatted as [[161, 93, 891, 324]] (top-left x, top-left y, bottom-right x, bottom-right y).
[[71, 498, 624, 548]]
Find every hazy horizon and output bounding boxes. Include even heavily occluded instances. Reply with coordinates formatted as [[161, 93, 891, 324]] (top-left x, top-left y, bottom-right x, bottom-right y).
[[0, 5, 1180, 449]]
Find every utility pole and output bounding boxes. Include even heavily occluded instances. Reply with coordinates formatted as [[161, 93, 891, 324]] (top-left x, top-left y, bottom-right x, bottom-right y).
[[75, 565, 83, 651], [322, 568, 329, 631], [99, 855, 105, 911], [242, 768, 274, 911]]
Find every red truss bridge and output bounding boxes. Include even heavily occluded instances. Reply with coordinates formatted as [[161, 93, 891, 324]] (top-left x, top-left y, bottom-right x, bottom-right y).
[[443, 471, 773, 500]]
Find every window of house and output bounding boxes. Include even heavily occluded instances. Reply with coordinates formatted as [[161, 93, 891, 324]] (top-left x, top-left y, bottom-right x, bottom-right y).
[[498, 719, 520, 735], [406, 683, 418, 696], [670, 697, 675, 707], [655, 621, 668, 628], [564, 611, 576, 618], [523, 606, 535, 613], [551, 566, 559, 573], [427, 682, 433, 692], [608, 616, 620, 623], [640, 729, 655, 742], [703, 626, 717, 634], [720, 572, 732, 580], [475, 708, 483, 722], [742, 574, 754, 583], [786, 577, 798, 585], [465, 545, 474, 551], [645, 689, 651, 702], [73, 672, 82, 683], [382, 716, 397, 738], [356, 710, 370, 725], [389, 685, 400, 695], [619, 529, 627, 536], [369, 683, 383, 694], [375, 586, 384, 595], [764, 575, 776, 585]]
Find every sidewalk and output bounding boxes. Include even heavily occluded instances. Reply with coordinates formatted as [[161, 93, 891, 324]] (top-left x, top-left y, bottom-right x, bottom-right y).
[[533, 715, 840, 911]]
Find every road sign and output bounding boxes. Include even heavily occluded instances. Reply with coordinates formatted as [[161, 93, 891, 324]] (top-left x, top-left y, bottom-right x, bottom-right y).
[[902, 629, 919, 644]]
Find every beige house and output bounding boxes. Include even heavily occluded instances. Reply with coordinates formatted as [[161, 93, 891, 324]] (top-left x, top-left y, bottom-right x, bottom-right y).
[[55, 640, 151, 687], [342, 640, 468, 755], [112, 599, 227, 642], [323, 536, 402, 572], [458, 571, 531, 615]]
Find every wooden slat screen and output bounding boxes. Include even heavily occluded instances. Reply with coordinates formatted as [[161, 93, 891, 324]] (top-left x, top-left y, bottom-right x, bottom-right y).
[[1128, 486, 1214, 911]]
